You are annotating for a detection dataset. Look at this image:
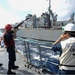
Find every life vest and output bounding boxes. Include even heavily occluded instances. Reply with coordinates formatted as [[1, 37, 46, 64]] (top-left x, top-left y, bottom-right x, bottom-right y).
[[3, 31, 15, 47], [59, 37, 75, 70]]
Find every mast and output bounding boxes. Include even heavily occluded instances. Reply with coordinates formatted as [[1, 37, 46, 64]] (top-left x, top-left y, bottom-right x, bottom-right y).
[[48, 0, 51, 28]]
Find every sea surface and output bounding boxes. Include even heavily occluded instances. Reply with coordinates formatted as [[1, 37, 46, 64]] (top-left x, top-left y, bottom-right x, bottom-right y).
[[15, 37, 60, 74]]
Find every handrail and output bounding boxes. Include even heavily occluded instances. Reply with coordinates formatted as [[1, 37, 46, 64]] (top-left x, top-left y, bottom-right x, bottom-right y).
[[40, 45, 52, 49], [15, 37, 60, 74]]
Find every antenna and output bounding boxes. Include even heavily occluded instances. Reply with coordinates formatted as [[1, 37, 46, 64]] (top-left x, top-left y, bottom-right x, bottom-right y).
[[49, 0, 51, 8], [48, 0, 51, 28]]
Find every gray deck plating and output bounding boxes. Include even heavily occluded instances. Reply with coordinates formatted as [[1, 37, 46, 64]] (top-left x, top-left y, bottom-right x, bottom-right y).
[[0, 47, 36, 75], [0, 47, 53, 75]]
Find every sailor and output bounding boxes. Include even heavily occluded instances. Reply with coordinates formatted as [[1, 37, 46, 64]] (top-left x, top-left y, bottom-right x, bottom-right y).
[[3, 24, 19, 74], [52, 23, 75, 75]]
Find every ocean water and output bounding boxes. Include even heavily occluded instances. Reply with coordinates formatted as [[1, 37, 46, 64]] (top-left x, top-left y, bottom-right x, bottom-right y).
[[15, 37, 60, 74], [0, 30, 4, 47], [0, 30, 3, 37]]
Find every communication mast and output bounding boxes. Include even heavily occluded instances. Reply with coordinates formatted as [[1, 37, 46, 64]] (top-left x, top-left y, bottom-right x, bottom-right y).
[[48, 0, 51, 28]]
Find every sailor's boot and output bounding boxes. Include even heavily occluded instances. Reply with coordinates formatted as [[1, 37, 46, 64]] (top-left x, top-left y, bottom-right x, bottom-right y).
[[0, 63, 3, 67], [7, 67, 16, 74], [7, 62, 16, 74], [11, 61, 19, 70]]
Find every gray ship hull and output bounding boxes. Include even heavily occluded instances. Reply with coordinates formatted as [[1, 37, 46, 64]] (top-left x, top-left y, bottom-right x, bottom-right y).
[[16, 28, 63, 41]]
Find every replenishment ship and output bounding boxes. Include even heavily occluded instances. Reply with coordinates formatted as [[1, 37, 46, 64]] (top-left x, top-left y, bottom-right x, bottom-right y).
[[16, 0, 75, 42]]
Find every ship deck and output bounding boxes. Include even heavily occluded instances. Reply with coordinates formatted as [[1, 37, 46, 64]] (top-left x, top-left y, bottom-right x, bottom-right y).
[[0, 47, 52, 75]]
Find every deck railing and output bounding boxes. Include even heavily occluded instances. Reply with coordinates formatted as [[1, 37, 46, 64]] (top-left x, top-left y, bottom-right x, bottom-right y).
[[15, 37, 60, 74]]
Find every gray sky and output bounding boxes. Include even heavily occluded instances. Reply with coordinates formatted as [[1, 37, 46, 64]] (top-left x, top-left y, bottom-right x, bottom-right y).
[[51, 0, 75, 21]]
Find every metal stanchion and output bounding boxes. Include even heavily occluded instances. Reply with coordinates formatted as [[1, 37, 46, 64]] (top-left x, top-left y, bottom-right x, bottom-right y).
[[26, 42, 32, 68], [37, 44, 43, 74], [24, 41, 29, 67]]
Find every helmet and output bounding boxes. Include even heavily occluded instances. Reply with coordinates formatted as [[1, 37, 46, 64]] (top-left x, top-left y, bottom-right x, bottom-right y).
[[63, 23, 75, 31], [5, 24, 12, 31]]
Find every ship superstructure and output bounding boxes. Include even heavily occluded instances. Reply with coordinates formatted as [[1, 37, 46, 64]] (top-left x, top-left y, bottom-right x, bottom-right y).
[[16, 0, 75, 41]]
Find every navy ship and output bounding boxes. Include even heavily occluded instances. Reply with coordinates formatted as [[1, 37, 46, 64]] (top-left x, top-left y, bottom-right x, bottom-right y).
[[16, 0, 75, 42]]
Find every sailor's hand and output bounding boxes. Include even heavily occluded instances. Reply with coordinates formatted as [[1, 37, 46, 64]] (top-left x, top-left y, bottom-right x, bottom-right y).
[[53, 34, 67, 45], [59, 34, 67, 40], [14, 28, 18, 33]]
